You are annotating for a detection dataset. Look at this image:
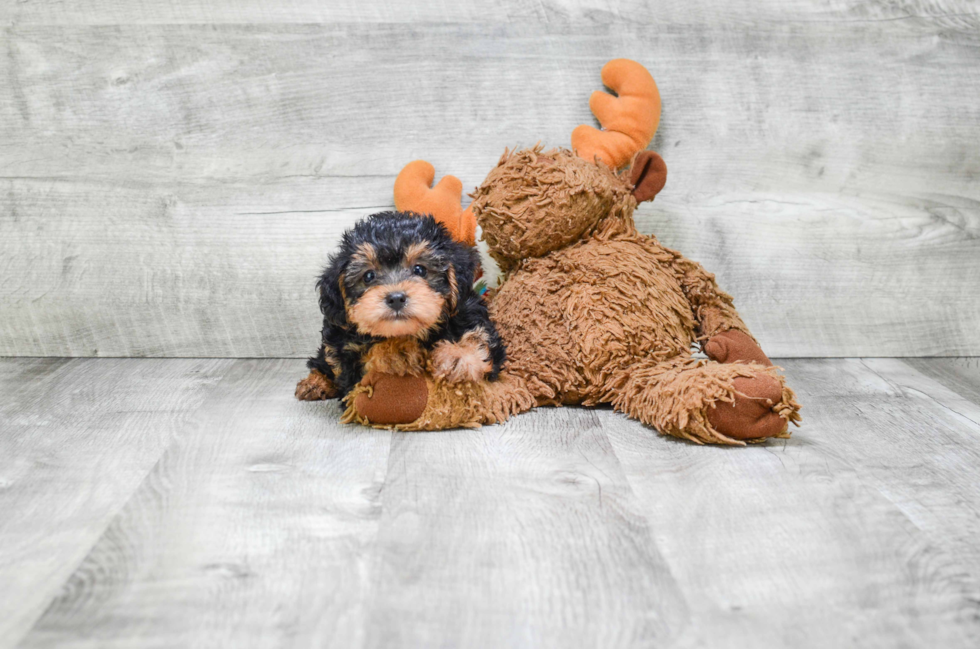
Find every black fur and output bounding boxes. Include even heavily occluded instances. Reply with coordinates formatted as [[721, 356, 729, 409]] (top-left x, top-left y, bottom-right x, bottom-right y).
[[307, 211, 506, 397]]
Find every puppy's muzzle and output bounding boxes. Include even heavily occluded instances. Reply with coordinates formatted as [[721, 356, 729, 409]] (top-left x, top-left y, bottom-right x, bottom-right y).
[[385, 291, 408, 313]]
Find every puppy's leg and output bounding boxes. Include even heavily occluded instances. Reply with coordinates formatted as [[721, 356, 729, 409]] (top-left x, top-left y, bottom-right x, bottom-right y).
[[430, 328, 493, 384], [431, 292, 507, 384], [296, 371, 338, 401], [296, 345, 339, 401]]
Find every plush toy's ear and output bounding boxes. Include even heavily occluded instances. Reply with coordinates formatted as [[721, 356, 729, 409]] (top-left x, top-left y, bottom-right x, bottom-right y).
[[629, 150, 668, 203]]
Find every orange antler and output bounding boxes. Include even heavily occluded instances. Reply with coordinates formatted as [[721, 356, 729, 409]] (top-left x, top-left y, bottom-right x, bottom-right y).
[[394, 160, 476, 246], [571, 59, 661, 170]]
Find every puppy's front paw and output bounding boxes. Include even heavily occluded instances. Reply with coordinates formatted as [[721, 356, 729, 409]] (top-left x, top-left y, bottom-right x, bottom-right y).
[[295, 370, 338, 401], [431, 331, 492, 384]]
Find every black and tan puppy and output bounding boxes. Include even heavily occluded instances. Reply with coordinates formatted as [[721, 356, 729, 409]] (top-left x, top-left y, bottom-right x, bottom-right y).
[[295, 211, 505, 402]]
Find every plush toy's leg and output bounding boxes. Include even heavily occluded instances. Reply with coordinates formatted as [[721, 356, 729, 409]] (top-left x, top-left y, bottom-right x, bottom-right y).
[[609, 355, 801, 445], [345, 372, 430, 425], [343, 370, 536, 431]]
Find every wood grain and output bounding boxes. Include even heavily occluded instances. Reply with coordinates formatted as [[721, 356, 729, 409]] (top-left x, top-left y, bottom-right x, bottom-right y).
[[905, 357, 980, 406], [3, 357, 980, 646], [363, 407, 688, 649], [2, 0, 978, 26], [0, 179, 376, 357], [1, 2, 978, 357], [605, 358, 980, 648], [0, 358, 232, 647], [19, 359, 393, 649]]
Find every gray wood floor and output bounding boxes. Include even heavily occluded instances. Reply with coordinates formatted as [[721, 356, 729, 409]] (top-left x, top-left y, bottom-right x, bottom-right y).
[[2, 357, 979, 648]]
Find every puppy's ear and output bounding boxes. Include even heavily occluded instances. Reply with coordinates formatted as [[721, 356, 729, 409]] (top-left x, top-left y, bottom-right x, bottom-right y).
[[446, 264, 459, 315], [316, 256, 348, 326], [446, 246, 478, 315]]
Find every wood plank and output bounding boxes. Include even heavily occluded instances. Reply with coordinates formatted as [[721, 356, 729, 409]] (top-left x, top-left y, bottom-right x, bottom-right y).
[[644, 191, 980, 357], [363, 407, 689, 649], [4, 357, 980, 645], [3, 177, 977, 358], [604, 358, 980, 648], [867, 358, 980, 428], [0, 0, 599, 25], [18, 359, 392, 649], [850, 358, 980, 574], [0, 178, 374, 357], [2, 0, 977, 25], [2, 17, 978, 357], [4, 21, 979, 190], [905, 357, 980, 407], [0, 358, 232, 647]]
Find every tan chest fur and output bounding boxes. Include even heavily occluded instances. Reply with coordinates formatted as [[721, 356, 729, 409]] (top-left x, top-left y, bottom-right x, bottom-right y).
[[362, 337, 428, 377]]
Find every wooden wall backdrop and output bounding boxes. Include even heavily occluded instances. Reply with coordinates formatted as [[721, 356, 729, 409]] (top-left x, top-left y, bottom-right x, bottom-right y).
[[1, 1, 979, 358]]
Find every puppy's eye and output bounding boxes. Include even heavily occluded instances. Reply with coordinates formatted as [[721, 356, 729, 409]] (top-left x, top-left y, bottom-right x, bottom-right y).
[[412, 265, 427, 278], [363, 271, 376, 283]]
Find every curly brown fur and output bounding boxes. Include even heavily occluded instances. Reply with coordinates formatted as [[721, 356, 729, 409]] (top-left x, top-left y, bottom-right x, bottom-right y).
[[300, 212, 506, 400], [609, 356, 797, 445], [471, 146, 635, 272], [470, 146, 801, 444]]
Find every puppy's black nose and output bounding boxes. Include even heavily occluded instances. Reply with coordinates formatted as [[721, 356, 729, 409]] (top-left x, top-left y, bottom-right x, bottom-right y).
[[385, 291, 408, 312]]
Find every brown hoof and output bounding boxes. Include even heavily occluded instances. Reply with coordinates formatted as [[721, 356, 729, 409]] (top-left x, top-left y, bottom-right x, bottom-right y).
[[354, 372, 428, 425], [704, 330, 772, 367], [707, 374, 786, 440], [295, 371, 338, 401]]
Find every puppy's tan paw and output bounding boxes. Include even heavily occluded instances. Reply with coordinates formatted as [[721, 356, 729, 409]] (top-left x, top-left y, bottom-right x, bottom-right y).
[[431, 331, 492, 384], [295, 370, 338, 401]]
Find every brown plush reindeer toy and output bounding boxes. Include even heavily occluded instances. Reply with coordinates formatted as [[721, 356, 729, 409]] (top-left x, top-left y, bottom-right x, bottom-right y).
[[343, 59, 801, 444]]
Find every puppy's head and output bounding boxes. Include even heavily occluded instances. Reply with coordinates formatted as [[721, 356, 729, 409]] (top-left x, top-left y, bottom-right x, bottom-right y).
[[318, 212, 477, 338]]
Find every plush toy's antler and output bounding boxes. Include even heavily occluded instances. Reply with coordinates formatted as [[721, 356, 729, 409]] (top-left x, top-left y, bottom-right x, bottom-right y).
[[394, 160, 477, 246], [571, 59, 661, 170]]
